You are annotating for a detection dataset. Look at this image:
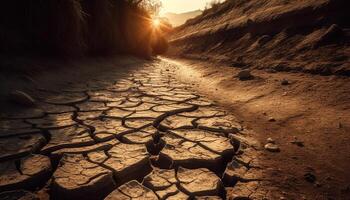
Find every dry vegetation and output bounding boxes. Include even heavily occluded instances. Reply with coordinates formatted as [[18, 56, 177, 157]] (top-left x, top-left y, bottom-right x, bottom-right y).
[[0, 0, 168, 58]]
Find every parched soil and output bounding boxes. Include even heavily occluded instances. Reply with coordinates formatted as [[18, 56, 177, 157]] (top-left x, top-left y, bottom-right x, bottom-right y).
[[0, 58, 267, 200], [0, 57, 349, 199]]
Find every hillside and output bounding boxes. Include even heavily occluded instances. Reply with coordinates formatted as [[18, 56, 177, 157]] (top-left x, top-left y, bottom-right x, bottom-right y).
[[163, 10, 202, 27], [168, 0, 350, 76]]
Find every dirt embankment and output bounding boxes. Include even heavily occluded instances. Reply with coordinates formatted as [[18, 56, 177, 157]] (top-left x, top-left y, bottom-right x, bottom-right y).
[[168, 0, 350, 76]]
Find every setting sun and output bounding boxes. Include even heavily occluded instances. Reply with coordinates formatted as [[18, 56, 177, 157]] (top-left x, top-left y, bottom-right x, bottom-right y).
[[152, 19, 160, 28]]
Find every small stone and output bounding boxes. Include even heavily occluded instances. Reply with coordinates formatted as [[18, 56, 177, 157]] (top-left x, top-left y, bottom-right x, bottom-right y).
[[281, 79, 289, 85], [314, 181, 322, 187], [291, 140, 304, 147], [268, 117, 276, 122], [304, 172, 316, 183], [338, 122, 343, 129], [237, 70, 254, 80], [267, 138, 275, 144], [264, 143, 280, 152], [9, 90, 35, 107]]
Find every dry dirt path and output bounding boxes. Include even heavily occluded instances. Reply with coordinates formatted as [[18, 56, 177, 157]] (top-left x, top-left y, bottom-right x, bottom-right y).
[[0, 59, 286, 199]]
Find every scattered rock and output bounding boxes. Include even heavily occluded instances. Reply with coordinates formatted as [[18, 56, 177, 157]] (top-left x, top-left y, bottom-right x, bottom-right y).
[[237, 70, 254, 80], [268, 117, 276, 122], [281, 79, 289, 85], [9, 90, 35, 107], [339, 122, 343, 129], [291, 138, 304, 147], [267, 138, 275, 144], [231, 56, 246, 68], [304, 172, 316, 183], [264, 143, 280, 152]]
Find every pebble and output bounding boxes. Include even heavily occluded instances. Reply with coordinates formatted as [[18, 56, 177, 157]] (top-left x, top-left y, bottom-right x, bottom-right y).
[[264, 143, 280, 152], [268, 117, 276, 122], [237, 70, 254, 80], [291, 140, 304, 147], [304, 172, 316, 183], [267, 137, 275, 144], [281, 79, 289, 85], [9, 90, 36, 107]]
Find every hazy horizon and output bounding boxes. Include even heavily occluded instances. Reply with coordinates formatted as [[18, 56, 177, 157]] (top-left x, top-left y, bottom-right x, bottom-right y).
[[159, 0, 214, 16]]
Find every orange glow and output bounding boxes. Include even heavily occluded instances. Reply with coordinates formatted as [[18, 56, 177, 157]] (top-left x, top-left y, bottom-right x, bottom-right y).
[[152, 19, 161, 28]]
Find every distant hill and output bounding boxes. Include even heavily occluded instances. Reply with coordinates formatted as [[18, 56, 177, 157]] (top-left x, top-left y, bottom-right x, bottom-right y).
[[164, 10, 202, 27]]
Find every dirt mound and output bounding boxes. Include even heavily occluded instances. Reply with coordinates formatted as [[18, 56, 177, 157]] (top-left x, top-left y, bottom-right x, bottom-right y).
[[168, 0, 350, 76]]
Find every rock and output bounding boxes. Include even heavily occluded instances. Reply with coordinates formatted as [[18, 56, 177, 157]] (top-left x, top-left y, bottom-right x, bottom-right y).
[[237, 70, 254, 80], [304, 172, 316, 183], [264, 143, 280, 152], [281, 79, 289, 85], [9, 90, 35, 107], [291, 140, 304, 147], [266, 138, 275, 144], [268, 117, 276, 122], [105, 180, 157, 200], [339, 122, 343, 129]]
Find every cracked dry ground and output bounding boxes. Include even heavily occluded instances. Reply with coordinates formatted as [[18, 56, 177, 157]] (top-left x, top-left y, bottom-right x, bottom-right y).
[[0, 61, 266, 200]]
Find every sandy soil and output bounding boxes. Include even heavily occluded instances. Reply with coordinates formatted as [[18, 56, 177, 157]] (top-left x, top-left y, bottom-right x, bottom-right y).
[[162, 57, 350, 199]]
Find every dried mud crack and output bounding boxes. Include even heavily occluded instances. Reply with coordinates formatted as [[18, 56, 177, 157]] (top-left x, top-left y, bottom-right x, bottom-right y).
[[0, 61, 267, 199]]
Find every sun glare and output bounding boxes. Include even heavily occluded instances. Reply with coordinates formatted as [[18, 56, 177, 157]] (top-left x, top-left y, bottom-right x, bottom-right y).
[[152, 19, 160, 28]]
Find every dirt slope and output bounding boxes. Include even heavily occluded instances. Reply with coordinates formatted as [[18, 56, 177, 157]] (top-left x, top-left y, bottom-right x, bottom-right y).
[[168, 0, 350, 76]]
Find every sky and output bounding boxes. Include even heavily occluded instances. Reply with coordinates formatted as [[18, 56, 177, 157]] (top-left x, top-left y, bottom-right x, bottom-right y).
[[159, 0, 214, 15]]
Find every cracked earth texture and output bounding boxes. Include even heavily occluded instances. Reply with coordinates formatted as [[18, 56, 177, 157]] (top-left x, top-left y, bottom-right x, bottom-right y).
[[0, 61, 266, 199]]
